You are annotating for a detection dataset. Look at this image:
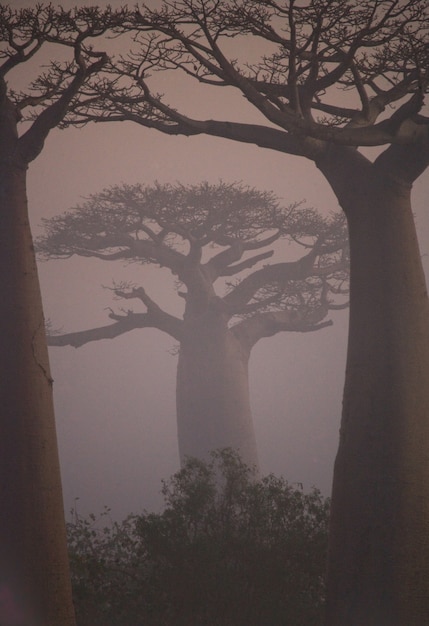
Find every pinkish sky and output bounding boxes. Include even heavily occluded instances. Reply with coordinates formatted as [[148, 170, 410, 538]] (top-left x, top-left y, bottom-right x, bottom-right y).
[[11, 0, 429, 517]]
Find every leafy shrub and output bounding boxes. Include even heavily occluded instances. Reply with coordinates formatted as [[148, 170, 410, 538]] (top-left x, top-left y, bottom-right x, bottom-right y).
[[67, 449, 329, 625]]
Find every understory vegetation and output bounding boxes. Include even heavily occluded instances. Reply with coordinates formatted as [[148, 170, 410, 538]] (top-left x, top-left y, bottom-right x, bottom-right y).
[[67, 449, 329, 626]]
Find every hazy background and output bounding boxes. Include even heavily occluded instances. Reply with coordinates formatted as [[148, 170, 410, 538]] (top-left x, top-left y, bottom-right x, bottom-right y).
[[12, 0, 429, 518]]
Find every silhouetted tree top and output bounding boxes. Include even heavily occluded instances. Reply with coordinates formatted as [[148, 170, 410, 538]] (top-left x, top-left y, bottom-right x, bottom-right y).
[[61, 0, 428, 171], [0, 4, 130, 166], [38, 181, 348, 349]]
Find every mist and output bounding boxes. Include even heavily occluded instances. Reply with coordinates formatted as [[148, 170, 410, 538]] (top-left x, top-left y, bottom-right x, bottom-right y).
[[10, 0, 427, 520]]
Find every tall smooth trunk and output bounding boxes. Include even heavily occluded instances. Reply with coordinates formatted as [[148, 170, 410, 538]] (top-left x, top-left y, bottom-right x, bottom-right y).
[[0, 164, 76, 625], [176, 310, 259, 469], [320, 153, 429, 624]]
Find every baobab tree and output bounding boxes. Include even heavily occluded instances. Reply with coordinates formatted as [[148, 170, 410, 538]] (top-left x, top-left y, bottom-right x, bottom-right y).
[[61, 1, 429, 622], [38, 181, 348, 470], [0, 6, 127, 624]]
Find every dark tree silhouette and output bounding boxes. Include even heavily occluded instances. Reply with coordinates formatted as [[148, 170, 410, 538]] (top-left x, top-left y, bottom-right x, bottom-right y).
[[67, 449, 330, 626], [59, 1, 429, 622], [0, 6, 127, 624], [38, 181, 348, 470]]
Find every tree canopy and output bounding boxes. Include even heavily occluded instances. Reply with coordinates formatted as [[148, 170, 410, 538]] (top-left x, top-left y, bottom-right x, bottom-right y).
[[38, 180, 348, 349], [62, 0, 428, 163], [0, 4, 129, 165]]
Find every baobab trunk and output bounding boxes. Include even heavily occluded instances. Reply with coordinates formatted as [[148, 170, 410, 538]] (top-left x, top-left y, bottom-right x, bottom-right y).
[[176, 308, 259, 469], [320, 150, 429, 624], [0, 163, 76, 625]]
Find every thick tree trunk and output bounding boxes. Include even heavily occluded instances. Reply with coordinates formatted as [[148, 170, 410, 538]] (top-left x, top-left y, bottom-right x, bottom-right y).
[[176, 308, 259, 470], [320, 151, 429, 624], [0, 163, 76, 625]]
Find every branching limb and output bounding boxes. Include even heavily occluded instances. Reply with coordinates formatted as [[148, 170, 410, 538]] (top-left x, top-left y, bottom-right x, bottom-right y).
[[47, 303, 183, 347], [222, 249, 319, 313], [232, 309, 332, 352], [18, 49, 108, 162], [47, 316, 150, 348], [205, 231, 282, 279], [217, 250, 275, 277]]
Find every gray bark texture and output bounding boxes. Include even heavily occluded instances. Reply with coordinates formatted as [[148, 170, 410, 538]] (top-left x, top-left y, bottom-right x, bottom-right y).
[[0, 161, 76, 624], [177, 304, 258, 468], [318, 144, 429, 625], [0, 8, 119, 619]]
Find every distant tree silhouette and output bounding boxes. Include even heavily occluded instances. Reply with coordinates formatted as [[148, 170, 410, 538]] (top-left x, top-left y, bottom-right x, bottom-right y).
[[38, 181, 348, 469]]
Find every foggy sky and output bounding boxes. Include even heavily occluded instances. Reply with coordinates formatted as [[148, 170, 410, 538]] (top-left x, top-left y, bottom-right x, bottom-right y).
[[11, 0, 429, 518]]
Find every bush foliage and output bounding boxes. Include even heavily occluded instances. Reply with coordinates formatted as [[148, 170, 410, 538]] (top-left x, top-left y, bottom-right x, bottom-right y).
[[67, 449, 329, 625]]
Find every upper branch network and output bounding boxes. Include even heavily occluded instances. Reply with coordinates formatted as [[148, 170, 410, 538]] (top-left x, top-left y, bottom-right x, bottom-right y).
[[37, 181, 349, 348], [62, 0, 428, 154]]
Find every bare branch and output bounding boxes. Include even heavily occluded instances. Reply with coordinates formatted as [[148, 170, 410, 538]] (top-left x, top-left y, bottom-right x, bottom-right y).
[[218, 250, 275, 277], [0, 5, 134, 163], [222, 251, 319, 313], [232, 308, 333, 351], [78, 0, 428, 150], [47, 303, 183, 347], [47, 316, 149, 348]]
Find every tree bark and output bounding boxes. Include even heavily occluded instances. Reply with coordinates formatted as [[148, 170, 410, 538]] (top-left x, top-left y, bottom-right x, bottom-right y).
[[0, 160, 76, 624], [318, 147, 429, 624], [176, 306, 259, 470]]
